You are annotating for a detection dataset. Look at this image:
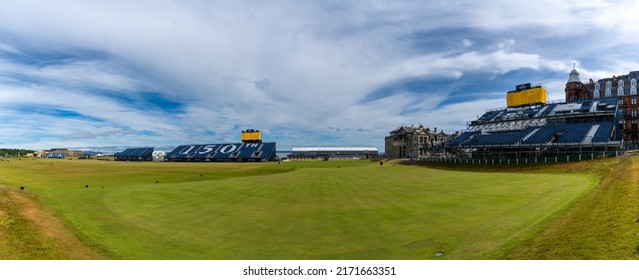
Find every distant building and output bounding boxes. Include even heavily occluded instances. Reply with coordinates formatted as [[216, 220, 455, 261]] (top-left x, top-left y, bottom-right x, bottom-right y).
[[565, 67, 639, 141], [45, 153, 65, 159], [287, 147, 378, 160], [153, 151, 166, 161], [385, 124, 453, 159], [41, 148, 83, 158]]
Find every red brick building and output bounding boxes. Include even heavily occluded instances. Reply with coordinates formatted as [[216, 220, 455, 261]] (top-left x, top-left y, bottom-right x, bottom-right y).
[[565, 67, 639, 141]]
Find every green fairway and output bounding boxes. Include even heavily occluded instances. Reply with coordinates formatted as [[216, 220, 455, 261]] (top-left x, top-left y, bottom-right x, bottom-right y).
[[0, 159, 594, 259]]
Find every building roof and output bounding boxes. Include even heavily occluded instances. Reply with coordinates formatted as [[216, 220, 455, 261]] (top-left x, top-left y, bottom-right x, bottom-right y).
[[567, 68, 581, 83], [389, 125, 450, 136], [291, 147, 378, 152], [390, 125, 429, 134]]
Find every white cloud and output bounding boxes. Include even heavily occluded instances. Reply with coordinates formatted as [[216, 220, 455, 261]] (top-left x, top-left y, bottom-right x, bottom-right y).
[[0, 42, 20, 54], [0, 1, 637, 150], [400, 48, 566, 78], [462, 39, 474, 48]]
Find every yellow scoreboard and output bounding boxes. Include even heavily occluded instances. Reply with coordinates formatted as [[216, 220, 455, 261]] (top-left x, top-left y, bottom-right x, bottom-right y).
[[241, 129, 261, 142], [506, 83, 547, 108]]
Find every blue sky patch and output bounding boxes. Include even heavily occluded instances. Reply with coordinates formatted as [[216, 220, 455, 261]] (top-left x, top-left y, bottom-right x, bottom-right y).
[[11, 105, 105, 123], [94, 90, 186, 114], [362, 76, 457, 103]]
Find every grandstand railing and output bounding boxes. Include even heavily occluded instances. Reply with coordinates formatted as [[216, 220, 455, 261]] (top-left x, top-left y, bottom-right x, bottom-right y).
[[479, 97, 616, 115], [622, 140, 639, 151], [468, 110, 617, 127], [446, 141, 621, 149], [422, 150, 620, 165], [420, 150, 627, 165], [469, 98, 619, 128]]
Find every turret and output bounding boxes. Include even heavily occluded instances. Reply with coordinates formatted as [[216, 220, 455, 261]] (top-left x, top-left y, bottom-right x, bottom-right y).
[[565, 64, 590, 101]]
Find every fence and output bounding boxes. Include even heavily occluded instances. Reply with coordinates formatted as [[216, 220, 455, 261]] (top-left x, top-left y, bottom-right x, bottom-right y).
[[422, 150, 620, 165]]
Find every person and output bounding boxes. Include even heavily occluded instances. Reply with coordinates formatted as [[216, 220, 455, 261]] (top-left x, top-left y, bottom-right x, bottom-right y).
[[379, 161, 384, 168]]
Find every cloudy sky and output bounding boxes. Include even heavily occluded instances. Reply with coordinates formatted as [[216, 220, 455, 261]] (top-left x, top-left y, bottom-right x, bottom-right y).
[[1, 0, 638, 152]]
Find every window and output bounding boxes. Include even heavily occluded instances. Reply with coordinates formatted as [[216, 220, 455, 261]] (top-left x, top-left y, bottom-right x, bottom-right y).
[[618, 86, 625, 95], [605, 88, 611, 97], [633, 120, 638, 131], [594, 90, 600, 98], [619, 99, 624, 105], [632, 98, 637, 105], [606, 81, 612, 89], [619, 79, 625, 88], [595, 82, 600, 90], [632, 108, 638, 117], [632, 78, 637, 87], [632, 86, 637, 95]]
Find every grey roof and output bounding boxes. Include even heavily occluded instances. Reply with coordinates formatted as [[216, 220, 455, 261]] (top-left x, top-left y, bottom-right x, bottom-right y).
[[567, 68, 581, 83], [291, 147, 378, 152]]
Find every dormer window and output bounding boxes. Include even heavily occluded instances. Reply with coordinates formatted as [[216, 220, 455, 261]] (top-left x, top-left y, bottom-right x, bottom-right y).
[[595, 83, 600, 90], [632, 78, 637, 87], [618, 86, 624, 96], [606, 81, 612, 89], [605, 88, 611, 97]]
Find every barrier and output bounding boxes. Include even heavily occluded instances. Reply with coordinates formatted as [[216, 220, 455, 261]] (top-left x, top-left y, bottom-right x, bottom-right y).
[[422, 151, 619, 165]]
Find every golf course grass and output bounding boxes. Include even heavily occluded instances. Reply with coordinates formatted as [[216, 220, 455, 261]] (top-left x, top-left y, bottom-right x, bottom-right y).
[[0, 158, 600, 259]]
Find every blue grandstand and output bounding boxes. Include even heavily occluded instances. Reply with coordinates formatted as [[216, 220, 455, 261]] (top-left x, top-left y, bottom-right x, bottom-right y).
[[165, 129, 277, 162], [446, 97, 621, 155], [114, 147, 154, 161], [165, 142, 276, 162]]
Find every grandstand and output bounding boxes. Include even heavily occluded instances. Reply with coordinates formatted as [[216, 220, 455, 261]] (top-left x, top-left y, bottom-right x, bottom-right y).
[[114, 147, 154, 161], [165, 129, 277, 162], [446, 84, 621, 159], [165, 142, 276, 162], [287, 147, 379, 160]]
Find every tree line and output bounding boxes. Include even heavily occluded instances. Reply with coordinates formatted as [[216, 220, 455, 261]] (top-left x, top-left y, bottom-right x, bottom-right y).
[[0, 149, 36, 157]]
